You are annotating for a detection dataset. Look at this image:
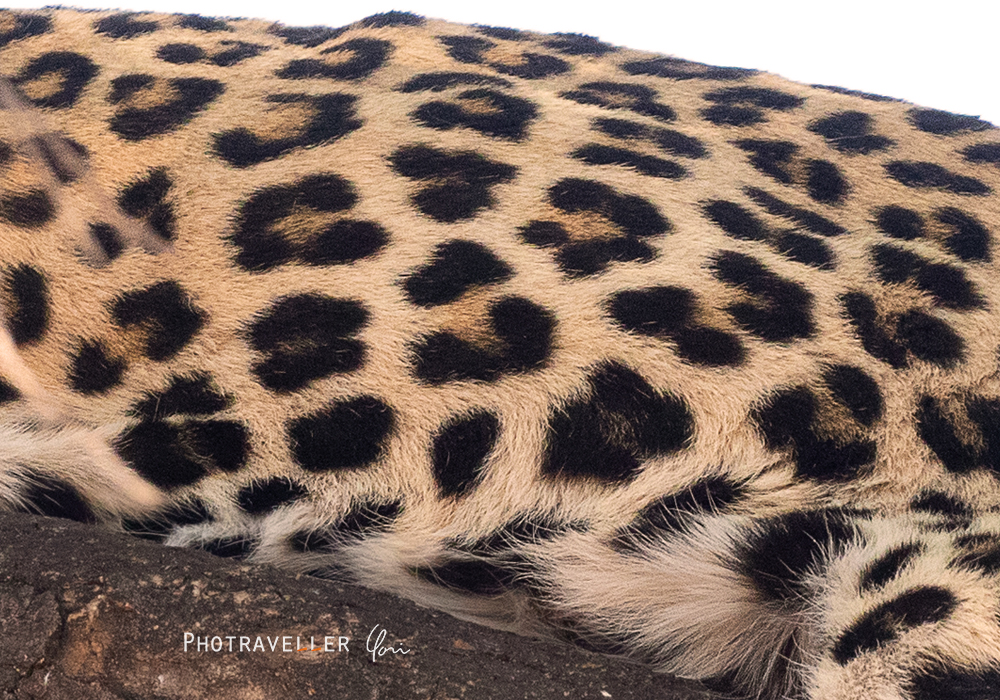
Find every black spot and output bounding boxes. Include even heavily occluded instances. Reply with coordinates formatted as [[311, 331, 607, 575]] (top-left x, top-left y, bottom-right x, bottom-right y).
[[711, 251, 815, 342], [358, 11, 423, 27], [612, 477, 744, 552], [859, 543, 922, 591], [953, 537, 1000, 576], [652, 130, 709, 160], [872, 244, 983, 310], [229, 173, 387, 272], [132, 373, 230, 420], [414, 296, 554, 384], [954, 533, 994, 551], [115, 421, 207, 489], [885, 161, 990, 196], [156, 43, 206, 64], [521, 178, 669, 278], [734, 140, 797, 183], [439, 35, 569, 80], [95, 13, 158, 39], [69, 340, 126, 394], [389, 145, 516, 223], [19, 474, 96, 523], [822, 365, 883, 427], [543, 362, 693, 483], [811, 85, 898, 102], [338, 499, 401, 539], [414, 558, 517, 596], [210, 42, 267, 67], [288, 396, 394, 472], [290, 500, 401, 553], [0, 190, 54, 228], [875, 205, 924, 240], [459, 516, 582, 554], [269, 24, 345, 48], [841, 291, 908, 368], [917, 397, 985, 475], [592, 118, 707, 158], [560, 82, 677, 122], [403, 240, 513, 307], [0, 13, 52, 48], [126, 419, 248, 484], [432, 412, 500, 498], [0, 378, 20, 404], [775, 232, 834, 269], [121, 500, 212, 541], [704, 200, 768, 240], [245, 294, 368, 392], [896, 310, 964, 367], [909, 108, 993, 135], [109, 75, 224, 140], [89, 223, 125, 260], [190, 421, 249, 473], [518, 220, 568, 247], [807, 159, 849, 204], [964, 142, 1000, 169], [308, 221, 388, 267], [571, 145, 686, 179], [112, 281, 206, 361], [548, 178, 668, 236], [968, 399, 1000, 474], [13, 52, 98, 108], [556, 238, 655, 278], [745, 187, 846, 236], [606, 286, 686, 333], [911, 491, 973, 518], [809, 112, 894, 154], [475, 26, 528, 41], [238, 477, 308, 515], [908, 666, 1000, 700], [108, 73, 150, 102], [117, 168, 176, 242], [106, 73, 151, 99], [213, 93, 361, 168], [701, 87, 805, 126], [753, 387, 875, 480], [622, 57, 754, 81], [200, 537, 252, 558], [177, 14, 231, 31], [607, 286, 745, 367], [3, 264, 49, 345], [935, 208, 991, 262], [412, 88, 538, 140], [737, 509, 856, 602], [833, 587, 958, 664], [277, 38, 391, 81], [543, 33, 615, 56], [398, 72, 512, 92]]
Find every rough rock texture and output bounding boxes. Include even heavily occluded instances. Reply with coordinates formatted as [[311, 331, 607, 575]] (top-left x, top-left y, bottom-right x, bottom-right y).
[[0, 511, 711, 699]]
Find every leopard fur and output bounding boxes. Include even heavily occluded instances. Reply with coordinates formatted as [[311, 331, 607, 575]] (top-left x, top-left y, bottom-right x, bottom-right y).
[[1, 7, 1000, 698]]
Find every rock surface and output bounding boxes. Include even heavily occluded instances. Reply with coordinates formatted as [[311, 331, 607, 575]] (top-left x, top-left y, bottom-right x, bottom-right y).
[[0, 511, 712, 699]]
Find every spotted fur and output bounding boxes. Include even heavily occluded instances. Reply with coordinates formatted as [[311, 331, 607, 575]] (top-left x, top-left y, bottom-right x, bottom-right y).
[[1, 8, 1000, 699]]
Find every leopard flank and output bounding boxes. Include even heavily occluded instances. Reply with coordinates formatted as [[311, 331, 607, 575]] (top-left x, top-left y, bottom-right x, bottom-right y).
[[1, 7, 1000, 699]]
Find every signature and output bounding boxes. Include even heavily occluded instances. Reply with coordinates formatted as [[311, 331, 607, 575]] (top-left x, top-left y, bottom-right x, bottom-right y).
[[366, 624, 411, 662]]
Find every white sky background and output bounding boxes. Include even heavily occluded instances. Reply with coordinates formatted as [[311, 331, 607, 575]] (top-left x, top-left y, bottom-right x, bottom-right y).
[[5, 0, 1000, 125]]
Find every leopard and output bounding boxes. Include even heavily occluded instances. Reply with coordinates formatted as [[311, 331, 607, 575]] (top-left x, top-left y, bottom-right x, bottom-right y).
[[1, 6, 999, 698]]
